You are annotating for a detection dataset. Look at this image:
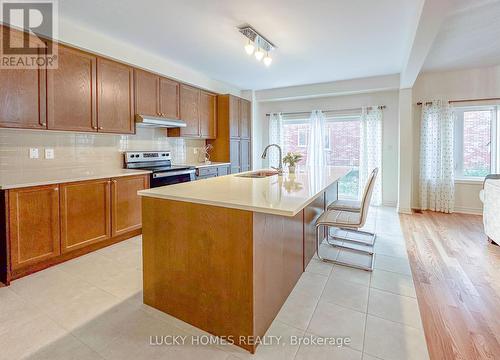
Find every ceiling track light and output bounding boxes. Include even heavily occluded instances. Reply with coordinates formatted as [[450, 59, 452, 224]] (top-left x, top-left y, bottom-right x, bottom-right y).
[[238, 25, 276, 67]]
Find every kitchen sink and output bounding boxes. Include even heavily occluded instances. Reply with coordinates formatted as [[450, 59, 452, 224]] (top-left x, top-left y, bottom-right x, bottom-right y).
[[235, 170, 280, 178]]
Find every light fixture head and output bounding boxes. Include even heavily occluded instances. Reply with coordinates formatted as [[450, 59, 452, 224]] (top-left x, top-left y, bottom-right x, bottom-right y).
[[255, 48, 264, 61], [263, 53, 272, 67], [244, 40, 255, 55]]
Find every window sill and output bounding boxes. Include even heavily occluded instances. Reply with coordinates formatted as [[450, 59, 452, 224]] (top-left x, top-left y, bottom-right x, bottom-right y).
[[454, 177, 484, 185]]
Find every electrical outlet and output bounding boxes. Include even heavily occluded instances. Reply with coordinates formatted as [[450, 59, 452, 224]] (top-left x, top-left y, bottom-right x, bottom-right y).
[[45, 148, 55, 159], [29, 148, 39, 159]]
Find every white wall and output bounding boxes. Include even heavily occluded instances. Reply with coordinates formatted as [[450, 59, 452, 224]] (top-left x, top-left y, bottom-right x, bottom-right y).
[[255, 91, 400, 206], [58, 18, 242, 96], [411, 65, 500, 214]]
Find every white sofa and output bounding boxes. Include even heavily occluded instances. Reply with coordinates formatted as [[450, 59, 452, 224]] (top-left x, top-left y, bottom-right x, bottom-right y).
[[480, 175, 500, 245]]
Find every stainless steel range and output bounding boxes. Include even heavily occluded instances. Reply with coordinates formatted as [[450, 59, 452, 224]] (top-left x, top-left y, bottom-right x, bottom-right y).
[[124, 151, 195, 187]]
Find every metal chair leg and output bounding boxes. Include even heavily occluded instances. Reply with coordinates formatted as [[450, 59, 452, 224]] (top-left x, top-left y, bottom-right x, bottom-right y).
[[316, 223, 374, 271]]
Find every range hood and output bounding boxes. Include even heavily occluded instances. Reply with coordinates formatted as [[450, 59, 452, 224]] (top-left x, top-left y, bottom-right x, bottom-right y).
[[135, 115, 187, 128]]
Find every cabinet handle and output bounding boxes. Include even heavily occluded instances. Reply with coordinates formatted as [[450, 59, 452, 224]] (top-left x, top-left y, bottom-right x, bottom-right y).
[[112, 180, 117, 184], [40, 123, 46, 127], [54, 188, 58, 191], [98, 126, 103, 130]]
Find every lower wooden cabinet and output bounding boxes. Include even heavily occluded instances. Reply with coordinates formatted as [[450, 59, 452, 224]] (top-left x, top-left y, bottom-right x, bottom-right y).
[[111, 175, 149, 237], [60, 179, 112, 253], [2, 175, 149, 283], [8, 185, 60, 270]]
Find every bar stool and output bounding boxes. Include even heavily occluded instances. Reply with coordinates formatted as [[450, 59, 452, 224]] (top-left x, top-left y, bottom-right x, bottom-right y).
[[315, 168, 378, 271]]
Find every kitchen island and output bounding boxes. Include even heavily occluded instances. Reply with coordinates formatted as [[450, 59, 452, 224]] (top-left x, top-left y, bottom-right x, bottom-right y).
[[138, 166, 350, 353]]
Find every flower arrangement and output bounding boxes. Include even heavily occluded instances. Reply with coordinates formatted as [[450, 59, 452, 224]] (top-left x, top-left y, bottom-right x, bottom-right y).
[[282, 152, 303, 173]]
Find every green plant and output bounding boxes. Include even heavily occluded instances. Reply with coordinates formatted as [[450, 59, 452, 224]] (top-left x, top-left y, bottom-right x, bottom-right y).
[[282, 152, 303, 167]]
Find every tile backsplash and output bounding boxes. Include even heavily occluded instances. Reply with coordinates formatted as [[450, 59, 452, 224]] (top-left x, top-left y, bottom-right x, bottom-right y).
[[0, 127, 206, 174]]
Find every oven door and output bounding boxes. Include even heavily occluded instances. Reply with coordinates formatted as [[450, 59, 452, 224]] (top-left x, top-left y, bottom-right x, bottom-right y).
[[150, 169, 196, 187]]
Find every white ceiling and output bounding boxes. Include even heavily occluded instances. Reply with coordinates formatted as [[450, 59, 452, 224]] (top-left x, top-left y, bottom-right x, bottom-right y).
[[58, 0, 422, 90], [423, 0, 500, 72]]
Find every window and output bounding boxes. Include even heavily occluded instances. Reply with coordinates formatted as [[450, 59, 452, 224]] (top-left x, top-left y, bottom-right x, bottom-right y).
[[454, 106, 498, 179], [282, 115, 361, 199], [297, 128, 307, 147]]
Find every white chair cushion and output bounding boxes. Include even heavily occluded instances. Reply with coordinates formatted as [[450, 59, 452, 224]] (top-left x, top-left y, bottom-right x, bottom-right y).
[[327, 199, 361, 212], [317, 209, 362, 227]]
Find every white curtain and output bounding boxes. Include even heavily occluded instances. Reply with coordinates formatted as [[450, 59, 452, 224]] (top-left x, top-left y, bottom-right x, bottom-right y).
[[359, 107, 383, 205], [419, 100, 455, 213], [306, 110, 327, 168], [268, 113, 284, 166]]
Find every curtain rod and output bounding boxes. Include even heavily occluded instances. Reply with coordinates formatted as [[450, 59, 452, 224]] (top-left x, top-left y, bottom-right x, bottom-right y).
[[265, 105, 386, 117], [416, 97, 500, 106]]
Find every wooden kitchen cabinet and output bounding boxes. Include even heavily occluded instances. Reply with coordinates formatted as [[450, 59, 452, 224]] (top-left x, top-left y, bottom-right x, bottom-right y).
[[134, 69, 159, 117], [199, 91, 217, 138], [47, 45, 97, 132], [208, 95, 252, 174], [8, 185, 61, 270], [229, 95, 240, 138], [159, 77, 180, 119], [60, 179, 112, 253], [111, 175, 149, 237], [230, 139, 241, 174], [0, 28, 47, 129], [239, 99, 251, 139], [178, 84, 200, 137], [240, 140, 251, 172], [97, 58, 135, 134]]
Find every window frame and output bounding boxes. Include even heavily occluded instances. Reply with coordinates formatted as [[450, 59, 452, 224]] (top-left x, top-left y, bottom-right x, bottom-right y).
[[297, 128, 307, 147], [453, 105, 498, 180]]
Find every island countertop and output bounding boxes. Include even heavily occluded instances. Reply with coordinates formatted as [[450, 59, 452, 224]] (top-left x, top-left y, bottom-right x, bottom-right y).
[[138, 166, 351, 216]]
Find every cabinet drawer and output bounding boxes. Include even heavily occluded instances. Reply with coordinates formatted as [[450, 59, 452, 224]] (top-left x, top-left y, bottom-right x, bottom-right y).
[[196, 174, 217, 180], [197, 167, 218, 177], [217, 166, 229, 176]]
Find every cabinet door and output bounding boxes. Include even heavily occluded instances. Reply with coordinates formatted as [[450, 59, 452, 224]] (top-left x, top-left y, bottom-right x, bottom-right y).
[[239, 99, 251, 139], [134, 69, 158, 117], [97, 58, 134, 134], [217, 166, 229, 176], [0, 28, 47, 129], [159, 77, 180, 119], [240, 139, 251, 172], [111, 175, 149, 237], [60, 179, 111, 253], [230, 139, 241, 174], [8, 185, 60, 270], [229, 96, 240, 138], [199, 91, 216, 139], [179, 84, 200, 137], [47, 45, 97, 132]]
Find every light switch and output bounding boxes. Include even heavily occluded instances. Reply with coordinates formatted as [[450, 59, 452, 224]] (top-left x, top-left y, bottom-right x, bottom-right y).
[[45, 148, 55, 159], [29, 148, 39, 159]]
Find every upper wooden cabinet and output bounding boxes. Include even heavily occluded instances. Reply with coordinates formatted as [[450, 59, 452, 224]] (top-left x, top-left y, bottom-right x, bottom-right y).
[[134, 69, 180, 120], [47, 45, 97, 132], [134, 69, 158, 117], [179, 84, 200, 137], [0, 28, 47, 129], [199, 91, 217, 139], [111, 175, 149, 237], [168, 85, 217, 139], [97, 58, 134, 134], [60, 179, 111, 253], [159, 77, 180, 119], [8, 185, 61, 270]]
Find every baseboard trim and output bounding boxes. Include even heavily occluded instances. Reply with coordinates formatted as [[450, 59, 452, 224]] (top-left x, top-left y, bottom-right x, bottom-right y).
[[411, 206, 483, 216], [453, 206, 483, 215], [397, 207, 413, 214], [382, 201, 397, 207]]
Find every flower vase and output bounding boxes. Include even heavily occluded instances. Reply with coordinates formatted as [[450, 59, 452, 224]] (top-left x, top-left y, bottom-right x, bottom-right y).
[[288, 165, 296, 174]]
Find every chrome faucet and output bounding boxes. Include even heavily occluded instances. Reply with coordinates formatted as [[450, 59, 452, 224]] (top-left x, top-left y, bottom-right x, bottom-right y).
[[261, 144, 283, 175]]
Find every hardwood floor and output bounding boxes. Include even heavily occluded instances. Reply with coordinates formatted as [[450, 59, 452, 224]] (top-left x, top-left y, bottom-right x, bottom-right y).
[[400, 211, 500, 360]]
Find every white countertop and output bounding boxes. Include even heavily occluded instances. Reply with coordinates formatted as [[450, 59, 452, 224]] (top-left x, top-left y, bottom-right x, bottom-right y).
[[0, 168, 151, 190], [174, 162, 231, 169], [139, 166, 351, 216]]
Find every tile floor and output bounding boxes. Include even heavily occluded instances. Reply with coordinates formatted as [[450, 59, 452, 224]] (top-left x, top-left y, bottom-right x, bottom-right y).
[[0, 207, 429, 360]]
